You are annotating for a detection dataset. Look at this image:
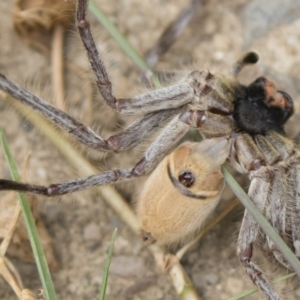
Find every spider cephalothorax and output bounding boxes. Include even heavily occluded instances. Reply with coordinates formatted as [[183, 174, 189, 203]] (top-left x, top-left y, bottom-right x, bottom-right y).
[[0, 1, 298, 299]]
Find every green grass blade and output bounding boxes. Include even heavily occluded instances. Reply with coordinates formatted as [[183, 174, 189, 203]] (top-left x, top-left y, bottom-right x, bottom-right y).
[[99, 228, 118, 300], [222, 166, 300, 278], [0, 128, 57, 300]]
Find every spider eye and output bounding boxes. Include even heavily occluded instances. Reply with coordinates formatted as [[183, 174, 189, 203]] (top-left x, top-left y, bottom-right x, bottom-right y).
[[178, 171, 195, 188]]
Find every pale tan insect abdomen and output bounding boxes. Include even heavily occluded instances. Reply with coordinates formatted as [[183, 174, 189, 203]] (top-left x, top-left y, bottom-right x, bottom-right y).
[[137, 138, 230, 245]]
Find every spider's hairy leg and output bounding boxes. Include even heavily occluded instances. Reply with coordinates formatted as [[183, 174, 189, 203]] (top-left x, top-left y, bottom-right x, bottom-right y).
[[133, 114, 190, 176], [237, 210, 281, 300], [114, 84, 193, 115], [264, 131, 295, 160], [287, 133, 300, 259], [76, 0, 195, 115], [0, 74, 107, 150], [261, 132, 300, 268], [234, 134, 282, 299], [137, 137, 230, 245], [107, 108, 182, 151], [0, 73, 184, 152], [76, 0, 115, 108], [0, 114, 191, 196], [253, 134, 293, 270], [0, 169, 133, 196], [289, 161, 300, 258]]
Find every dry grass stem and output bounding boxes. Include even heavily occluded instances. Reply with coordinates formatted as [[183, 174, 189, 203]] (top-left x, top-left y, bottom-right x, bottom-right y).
[[3, 257, 24, 291], [21, 289, 38, 300], [0, 257, 22, 299], [0, 201, 22, 257], [51, 24, 66, 111]]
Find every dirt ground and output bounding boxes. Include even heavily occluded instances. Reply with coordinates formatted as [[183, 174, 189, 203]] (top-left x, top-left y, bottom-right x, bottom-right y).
[[1, 0, 300, 299]]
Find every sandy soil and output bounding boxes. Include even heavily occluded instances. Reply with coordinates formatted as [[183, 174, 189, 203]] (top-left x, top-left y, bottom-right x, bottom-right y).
[[1, 0, 300, 299]]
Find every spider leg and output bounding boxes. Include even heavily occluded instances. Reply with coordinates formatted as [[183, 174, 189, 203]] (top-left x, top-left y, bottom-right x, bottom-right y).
[[133, 114, 190, 175], [263, 169, 293, 270], [235, 134, 282, 299], [237, 210, 282, 300], [264, 132, 294, 161], [76, 0, 194, 115], [0, 169, 133, 196], [0, 114, 190, 195], [0, 74, 108, 150], [254, 135, 289, 240], [267, 169, 289, 235], [0, 73, 182, 152], [258, 133, 300, 266], [114, 84, 193, 115], [290, 163, 300, 258], [107, 108, 181, 151], [267, 161, 300, 270]]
